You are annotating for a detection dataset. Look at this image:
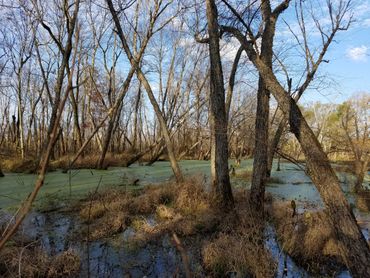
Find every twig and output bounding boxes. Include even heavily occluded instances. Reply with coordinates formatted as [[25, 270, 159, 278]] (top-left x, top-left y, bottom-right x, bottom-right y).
[[172, 233, 191, 278], [86, 175, 103, 278], [18, 240, 38, 277]]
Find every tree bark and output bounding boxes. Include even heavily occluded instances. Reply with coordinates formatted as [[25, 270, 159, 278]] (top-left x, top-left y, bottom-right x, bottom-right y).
[[354, 159, 368, 193], [70, 85, 83, 151], [250, 76, 269, 209], [206, 0, 234, 210], [250, 2, 276, 209], [97, 116, 116, 169], [16, 69, 25, 159], [266, 117, 286, 177], [225, 26, 370, 277], [146, 144, 165, 166]]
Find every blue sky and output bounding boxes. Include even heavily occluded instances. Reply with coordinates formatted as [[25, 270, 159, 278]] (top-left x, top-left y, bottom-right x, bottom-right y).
[[300, 0, 370, 103], [218, 0, 370, 105]]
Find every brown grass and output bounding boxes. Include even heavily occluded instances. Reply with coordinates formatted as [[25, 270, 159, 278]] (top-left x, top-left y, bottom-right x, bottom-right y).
[[270, 201, 345, 275], [356, 191, 370, 212], [202, 190, 276, 278], [2, 158, 40, 173], [75, 177, 277, 277], [235, 169, 253, 180], [2, 152, 140, 173], [0, 244, 80, 277], [46, 249, 80, 277], [77, 183, 177, 240], [51, 153, 132, 170], [0, 214, 80, 277]]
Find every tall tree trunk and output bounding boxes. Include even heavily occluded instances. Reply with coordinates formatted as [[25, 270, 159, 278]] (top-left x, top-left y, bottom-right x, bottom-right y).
[[354, 159, 368, 193], [206, 0, 234, 210], [250, 2, 276, 210], [266, 78, 295, 178], [226, 27, 370, 276], [17, 68, 25, 159], [70, 88, 83, 151], [133, 84, 142, 151], [250, 76, 269, 209], [266, 117, 286, 177], [97, 116, 116, 169]]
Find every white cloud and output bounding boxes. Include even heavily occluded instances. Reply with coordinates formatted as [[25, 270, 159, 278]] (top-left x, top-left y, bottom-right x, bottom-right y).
[[363, 18, 370, 27], [220, 37, 240, 62], [346, 45, 368, 62]]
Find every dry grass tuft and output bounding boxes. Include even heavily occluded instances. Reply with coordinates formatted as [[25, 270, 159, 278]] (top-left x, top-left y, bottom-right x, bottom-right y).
[[0, 245, 48, 277], [356, 191, 370, 212], [89, 212, 128, 240], [174, 178, 211, 215], [156, 204, 178, 220], [235, 169, 253, 180], [47, 249, 80, 277], [271, 201, 345, 275], [202, 232, 275, 278], [79, 202, 106, 222], [77, 183, 177, 240], [76, 177, 277, 277], [202, 191, 276, 278], [0, 244, 80, 277], [126, 177, 219, 245]]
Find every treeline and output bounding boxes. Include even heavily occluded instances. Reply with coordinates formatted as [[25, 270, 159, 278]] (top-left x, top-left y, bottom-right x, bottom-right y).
[[0, 0, 257, 168], [282, 94, 369, 191]]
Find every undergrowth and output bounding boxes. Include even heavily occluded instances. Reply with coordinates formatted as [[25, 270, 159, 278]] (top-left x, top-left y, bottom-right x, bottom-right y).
[[270, 201, 346, 275], [0, 240, 80, 277], [76, 176, 277, 277]]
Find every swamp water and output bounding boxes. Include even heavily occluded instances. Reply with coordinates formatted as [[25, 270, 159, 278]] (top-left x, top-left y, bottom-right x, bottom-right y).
[[0, 160, 369, 277]]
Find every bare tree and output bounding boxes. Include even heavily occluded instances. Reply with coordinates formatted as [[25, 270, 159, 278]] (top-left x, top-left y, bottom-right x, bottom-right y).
[[3, 6, 35, 159], [335, 94, 370, 192], [205, 0, 234, 210], [106, 0, 184, 182], [0, 0, 81, 250], [221, 0, 370, 275]]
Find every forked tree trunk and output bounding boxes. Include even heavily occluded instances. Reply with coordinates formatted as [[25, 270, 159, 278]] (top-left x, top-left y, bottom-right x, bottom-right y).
[[266, 79, 296, 178], [138, 71, 183, 182], [206, 0, 234, 210], [70, 89, 83, 151], [106, 0, 184, 183], [228, 27, 370, 276]]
